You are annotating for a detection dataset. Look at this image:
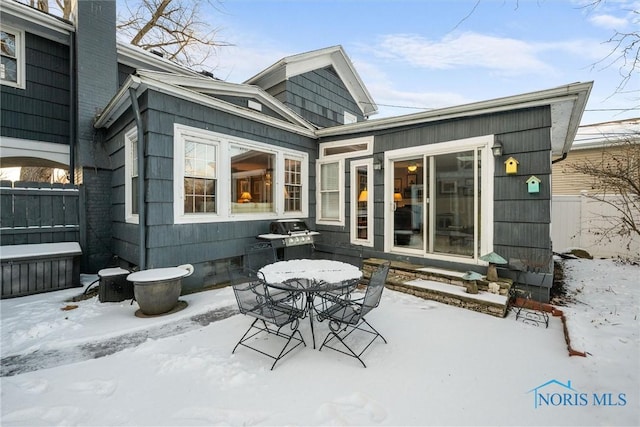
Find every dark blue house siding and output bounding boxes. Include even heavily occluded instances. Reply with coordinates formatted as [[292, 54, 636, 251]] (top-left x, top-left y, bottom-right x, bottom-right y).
[[0, 33, 70, 144], [104, 89, 318, 290], [317, 107, 553, 277], [285, 67, 364, 128], [118, 63, 136, 87]]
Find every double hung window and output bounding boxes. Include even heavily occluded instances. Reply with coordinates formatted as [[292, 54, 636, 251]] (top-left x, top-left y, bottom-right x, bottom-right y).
[[1, 27, 24, 88], [124, 128, 139, 224], [316, 136, 373, 231]]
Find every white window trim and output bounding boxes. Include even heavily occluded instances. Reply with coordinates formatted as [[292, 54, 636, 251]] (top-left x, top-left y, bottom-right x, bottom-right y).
[[319, 136, 373, 159], [350, 158, 374, 247], [316, 159, 345, 226], [316, 136, 374, 227], [173, 124, 308, 224], [383, 135, 495, 265], [124, 127, 139, 224], [1, 26, 26, 89], [283, 154, 307, 214]]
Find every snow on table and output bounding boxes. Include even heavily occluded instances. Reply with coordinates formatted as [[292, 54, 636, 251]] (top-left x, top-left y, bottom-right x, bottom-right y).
[[259, 259, 362, 283]]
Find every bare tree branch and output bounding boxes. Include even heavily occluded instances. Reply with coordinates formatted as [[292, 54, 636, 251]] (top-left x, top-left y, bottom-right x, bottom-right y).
[[566, 132, 640, 249], [117, 0, 231, 68]]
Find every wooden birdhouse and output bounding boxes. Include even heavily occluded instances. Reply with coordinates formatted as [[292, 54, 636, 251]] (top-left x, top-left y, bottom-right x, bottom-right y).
[[504, 157, 519, 175], [526, 175, 541, 193]]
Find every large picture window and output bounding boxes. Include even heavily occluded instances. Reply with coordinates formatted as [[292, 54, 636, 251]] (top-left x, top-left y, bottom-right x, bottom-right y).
[[230, 145, 274, 214], [1, 27, 24, 89], [173, 124, 308, 223]]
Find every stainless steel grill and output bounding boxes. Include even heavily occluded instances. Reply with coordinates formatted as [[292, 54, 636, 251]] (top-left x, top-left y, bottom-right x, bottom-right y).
[[258, 219, 319, 248]]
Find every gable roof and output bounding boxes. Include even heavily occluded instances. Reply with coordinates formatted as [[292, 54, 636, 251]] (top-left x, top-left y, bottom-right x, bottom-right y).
[[94, 70, 317, 136], [244, 45, 378, 118], [318, 81, 593, 158]]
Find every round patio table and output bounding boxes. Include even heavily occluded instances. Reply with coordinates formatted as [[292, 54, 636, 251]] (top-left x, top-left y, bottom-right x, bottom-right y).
[[259, 259, 362, 348]]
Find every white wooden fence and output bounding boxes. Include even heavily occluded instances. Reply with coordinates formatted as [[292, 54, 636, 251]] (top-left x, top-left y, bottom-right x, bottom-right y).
[[552, 194, 640, 259]]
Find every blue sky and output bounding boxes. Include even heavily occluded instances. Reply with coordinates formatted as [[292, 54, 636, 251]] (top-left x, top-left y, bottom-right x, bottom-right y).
[[200, 0, 638, 125]]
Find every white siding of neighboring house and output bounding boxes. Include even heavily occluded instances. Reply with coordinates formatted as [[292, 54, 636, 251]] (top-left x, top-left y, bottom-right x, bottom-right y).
[[551, 119, 640, 258]]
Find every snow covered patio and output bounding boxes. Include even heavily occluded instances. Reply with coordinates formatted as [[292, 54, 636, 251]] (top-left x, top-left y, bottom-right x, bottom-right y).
[[1, 258, 638, 426]]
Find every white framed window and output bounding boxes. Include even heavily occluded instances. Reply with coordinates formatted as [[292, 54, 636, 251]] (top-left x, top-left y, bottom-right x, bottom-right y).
[[320, 136, 373, 158], [316, 160, 344, 225], [344, 111, 357, 124], [316, 136, 373, 227], [184, 134, 218, 215], [173, 124, 308, 224], [351, 158, 373, 246], [124, 128, 139, 224], [284, 157, 302, 212], [1, 26, 25, 89]]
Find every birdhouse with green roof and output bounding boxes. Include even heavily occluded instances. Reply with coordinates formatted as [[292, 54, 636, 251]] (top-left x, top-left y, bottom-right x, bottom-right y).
[[526, 175, 542, 194]]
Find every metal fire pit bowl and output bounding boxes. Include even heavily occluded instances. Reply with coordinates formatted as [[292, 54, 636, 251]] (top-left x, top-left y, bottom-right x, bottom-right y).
[[128, 265, 194, 316]]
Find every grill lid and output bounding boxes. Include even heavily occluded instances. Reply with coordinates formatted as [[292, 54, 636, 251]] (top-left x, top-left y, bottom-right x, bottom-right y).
[[269, 219, 310, 235]]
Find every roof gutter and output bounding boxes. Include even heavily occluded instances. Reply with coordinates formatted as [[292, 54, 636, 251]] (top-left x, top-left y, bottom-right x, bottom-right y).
[[94, 75, 142, 129], [317, 82, 593, 139]]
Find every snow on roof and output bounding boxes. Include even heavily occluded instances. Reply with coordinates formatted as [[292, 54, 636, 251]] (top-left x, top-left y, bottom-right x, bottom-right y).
[[572, 117, 640, 150]]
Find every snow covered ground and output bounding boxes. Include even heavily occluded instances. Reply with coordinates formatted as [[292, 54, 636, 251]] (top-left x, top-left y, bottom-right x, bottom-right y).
[[1, 258, 638, 426]]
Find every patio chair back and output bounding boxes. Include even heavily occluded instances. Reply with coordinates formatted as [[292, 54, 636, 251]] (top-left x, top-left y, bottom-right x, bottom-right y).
[[244, 241, 278, 271], [229, 267, 306, 369], [316, 261, 390, 367], [331, 241, 364, 268], [360, 261, 390, 317]]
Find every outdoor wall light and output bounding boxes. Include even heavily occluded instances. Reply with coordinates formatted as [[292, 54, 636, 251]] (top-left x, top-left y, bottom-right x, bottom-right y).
[[373, 160, 383, 170], [491, 141, 503, 157]]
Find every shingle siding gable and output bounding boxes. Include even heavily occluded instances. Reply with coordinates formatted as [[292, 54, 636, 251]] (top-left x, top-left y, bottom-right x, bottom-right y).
[[1, 32, 70, 144], [285, 67, 364, 128]]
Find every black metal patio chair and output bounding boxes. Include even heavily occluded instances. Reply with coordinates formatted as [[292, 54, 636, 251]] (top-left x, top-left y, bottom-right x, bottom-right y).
[[316, 261, 390, 367], [229, 267, 306, 370], [244, 241, 278, 271]]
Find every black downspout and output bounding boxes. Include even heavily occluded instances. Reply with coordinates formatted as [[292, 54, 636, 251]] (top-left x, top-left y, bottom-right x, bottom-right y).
[[552, 153, 568, 164], [69, 31, 76, 184], [129, 87, 146, 270]]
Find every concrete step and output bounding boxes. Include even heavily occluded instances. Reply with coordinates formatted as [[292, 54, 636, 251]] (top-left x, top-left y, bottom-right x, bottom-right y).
[[363, 258, 512, 318]]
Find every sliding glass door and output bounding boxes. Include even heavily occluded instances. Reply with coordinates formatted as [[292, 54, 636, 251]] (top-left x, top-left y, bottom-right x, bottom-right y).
[[391, 146, 484, 259]]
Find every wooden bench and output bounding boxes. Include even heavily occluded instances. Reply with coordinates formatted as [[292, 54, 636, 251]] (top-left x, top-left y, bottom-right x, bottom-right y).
[[1, 242, 82, 298]]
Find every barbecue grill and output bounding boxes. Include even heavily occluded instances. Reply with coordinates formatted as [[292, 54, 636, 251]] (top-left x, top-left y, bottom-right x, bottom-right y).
[[257, 219, 319, 259]]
